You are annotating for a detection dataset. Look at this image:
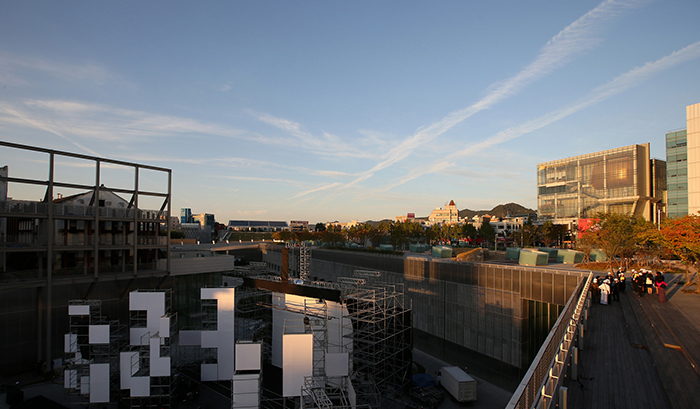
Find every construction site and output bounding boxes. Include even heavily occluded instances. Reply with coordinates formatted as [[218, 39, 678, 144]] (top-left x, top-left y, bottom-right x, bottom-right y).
[[57, 244, 413, 409]]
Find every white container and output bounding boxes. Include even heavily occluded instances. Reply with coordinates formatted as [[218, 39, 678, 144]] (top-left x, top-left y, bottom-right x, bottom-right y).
[[440, 366, 477, 402]]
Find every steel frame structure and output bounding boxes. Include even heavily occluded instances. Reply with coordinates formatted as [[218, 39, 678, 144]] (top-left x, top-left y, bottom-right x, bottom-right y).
[[0, 141, 172, 373]]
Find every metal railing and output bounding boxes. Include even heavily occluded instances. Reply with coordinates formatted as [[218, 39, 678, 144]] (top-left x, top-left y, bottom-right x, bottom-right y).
[[506, 272, 592, 409]]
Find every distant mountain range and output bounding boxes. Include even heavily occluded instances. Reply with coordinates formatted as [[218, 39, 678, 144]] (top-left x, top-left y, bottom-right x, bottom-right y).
[[458, 203, 536, 219]]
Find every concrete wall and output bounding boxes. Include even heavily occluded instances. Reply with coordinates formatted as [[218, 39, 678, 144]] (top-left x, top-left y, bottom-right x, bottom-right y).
[[262, 247, 585, 370]]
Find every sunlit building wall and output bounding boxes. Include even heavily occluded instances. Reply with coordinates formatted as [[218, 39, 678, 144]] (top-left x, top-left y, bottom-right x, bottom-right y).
[[666, 129, 688, 218], [537, 144, 658, 225], [687, 103, 700, 215]]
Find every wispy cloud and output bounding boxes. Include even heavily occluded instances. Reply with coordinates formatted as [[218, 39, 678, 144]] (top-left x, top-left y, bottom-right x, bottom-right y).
[[332, 0, 649, 192], [382, 40, 700, 190], [0, 50, 114, 86], [256, 112, 377, 159], [289, 182, 343, 200], [0, 102, 102, 156]]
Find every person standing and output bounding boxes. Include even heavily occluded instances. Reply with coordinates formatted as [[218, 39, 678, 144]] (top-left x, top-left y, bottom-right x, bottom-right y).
[[600, 279, 611, 305], [656, 273, 667, 303], [618, 272, 626, 293], [611, 279, 620, 302]]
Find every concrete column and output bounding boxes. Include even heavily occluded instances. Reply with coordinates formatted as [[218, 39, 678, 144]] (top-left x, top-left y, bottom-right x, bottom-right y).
[[571, 347, 579, 381], [559, 386, 568, 409], [578, 323, 584, 351]]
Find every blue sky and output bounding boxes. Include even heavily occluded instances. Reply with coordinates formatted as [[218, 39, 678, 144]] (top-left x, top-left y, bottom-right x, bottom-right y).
[[1, 0, 699, 224]]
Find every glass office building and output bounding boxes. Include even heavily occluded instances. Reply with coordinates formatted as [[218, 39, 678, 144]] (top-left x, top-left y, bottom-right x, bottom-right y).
[[537, 144, 661, 225], [666, 130, 688, 218]]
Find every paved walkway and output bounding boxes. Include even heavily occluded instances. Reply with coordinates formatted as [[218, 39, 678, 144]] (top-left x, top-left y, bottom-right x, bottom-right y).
[[565, 273, 700, 409]]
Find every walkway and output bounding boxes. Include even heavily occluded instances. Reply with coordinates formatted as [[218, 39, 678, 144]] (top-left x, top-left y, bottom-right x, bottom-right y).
[[565, 273, 700, 409]]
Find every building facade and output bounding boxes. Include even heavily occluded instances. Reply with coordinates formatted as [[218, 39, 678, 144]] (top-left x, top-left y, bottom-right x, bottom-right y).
[[193, 212, 215, 231], [180, 207, 192, 224], [666, 129, 688, 218], [687, 103, 700, 215], [428, 200, 460, 225], [0, 141, 171, 375], [537, 144, 662, 226]]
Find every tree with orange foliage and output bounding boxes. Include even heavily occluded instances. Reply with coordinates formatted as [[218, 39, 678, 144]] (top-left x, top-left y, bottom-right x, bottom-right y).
[[659, 214, 700, 293]]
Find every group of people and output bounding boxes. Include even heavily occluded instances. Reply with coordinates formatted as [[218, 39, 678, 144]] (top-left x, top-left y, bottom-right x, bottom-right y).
[[590, 268, 668, 304], [630, 269, 668, 303]]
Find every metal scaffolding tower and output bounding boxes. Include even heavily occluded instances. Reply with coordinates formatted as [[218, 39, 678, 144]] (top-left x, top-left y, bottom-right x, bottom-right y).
[[299, 242, 311, 281], [64, 299, 127, 406], [126, 289, 176, 409]]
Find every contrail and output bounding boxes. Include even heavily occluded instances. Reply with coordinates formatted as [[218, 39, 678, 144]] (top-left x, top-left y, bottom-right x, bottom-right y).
[[0, 102, 101, 156], [380, 40, 700, 191], [328, 0, 650, 194]]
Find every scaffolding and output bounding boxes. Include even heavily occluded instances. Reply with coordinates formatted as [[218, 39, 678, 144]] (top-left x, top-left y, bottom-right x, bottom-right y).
[[238, 274, 411, 409], [64, 299, 127, 405], [299, 242, 311, 281], [340, 279, 412, 408], [125, 289, 176, 409]]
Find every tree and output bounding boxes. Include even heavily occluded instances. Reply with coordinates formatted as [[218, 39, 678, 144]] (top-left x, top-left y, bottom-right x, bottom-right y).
[[538, 221, 566, 247], [425, 224, 442, 245], [587, 212, 641, 272], [389, 221, 409, 249], [314, 223, 326, 232], [272, 230, 294, 242], [461, 223, 477, 245], [366, 224, 384, 248], [478, 222, 495, 246], [321, 224, 345, 246], [517, 219, 538, 248], [659, 215, 700, 292]]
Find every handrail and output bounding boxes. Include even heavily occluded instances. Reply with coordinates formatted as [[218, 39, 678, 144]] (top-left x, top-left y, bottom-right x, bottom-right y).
[[506, 271, 592, 409]]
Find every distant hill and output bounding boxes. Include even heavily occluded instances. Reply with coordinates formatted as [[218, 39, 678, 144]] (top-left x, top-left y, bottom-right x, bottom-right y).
[[459, 203, 535, 220]]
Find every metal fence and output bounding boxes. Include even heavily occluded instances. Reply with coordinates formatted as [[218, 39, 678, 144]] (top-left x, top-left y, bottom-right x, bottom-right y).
[[506, 271, 592, 409]]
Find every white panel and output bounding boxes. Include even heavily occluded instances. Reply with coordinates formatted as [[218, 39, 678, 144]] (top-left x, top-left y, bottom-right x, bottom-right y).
[[90, 363, 110, 403], [159, 316, 170, 338], [232, 374, 260, 408], [150, 337, 171, 377], [201, 363, 218, 382], [271, 293, 284, 367], [236, 343, 262, 371], [130, 377, 150, 397], [325, 353, 349, 377], [201, 330, 218, 348], [129, 291, 166, 340], [282, 333, 313, 397], [179, 330, 201, 346], [201, 288, 236, 331], [64, 369, 77, 388], [120, 352, 139, 390], [218, 331, 235, 380], [130, 327, 150, 346], [65, 333, 78, 353], [81, 376, 90, 395], [89, 325, 110, 344], [69, 305, 90, 316], [348, 380, 357, 409]]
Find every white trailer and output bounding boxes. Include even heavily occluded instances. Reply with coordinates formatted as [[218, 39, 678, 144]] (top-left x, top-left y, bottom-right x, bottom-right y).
[[440, 366, 477, 403]]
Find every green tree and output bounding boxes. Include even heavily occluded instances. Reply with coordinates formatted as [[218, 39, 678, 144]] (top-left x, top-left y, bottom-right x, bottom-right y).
[[478, 222, 495, 246], [425, 224, 441, 245], [321, 224, 345, 246], [461, 223, 477, 245], [389, 221, 408, 249], [314, 223, 326, 232], [366, 223, 384, 248], [587, 212, 641, 271]]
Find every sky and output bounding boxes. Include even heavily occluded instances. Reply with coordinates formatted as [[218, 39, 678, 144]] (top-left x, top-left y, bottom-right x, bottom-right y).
[[1, 0, 700, 224]]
